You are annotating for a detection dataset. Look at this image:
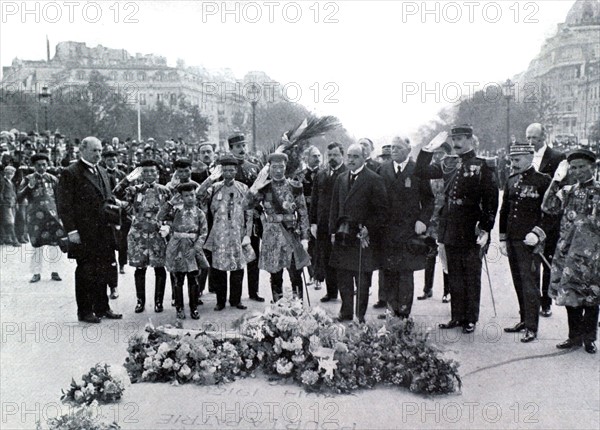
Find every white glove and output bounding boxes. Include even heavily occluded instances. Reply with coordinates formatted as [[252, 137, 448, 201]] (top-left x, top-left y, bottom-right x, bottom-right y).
[[208, 165, 223, 182], [159, 225, 170, 238], [523, 232, 539, 246], [68, 231, 82, 244], [250, 164, 270, 192], [476, 231, 489, 247], [301, 239, 309, 252], [310, 224, 318, 238], [414, 220, 427, 235], [499, 241, 507, 256], [241, 235, 251, 246], [423, 131, 449, 152], [126, 167, 143, 182], [553, 160, 569, 182]]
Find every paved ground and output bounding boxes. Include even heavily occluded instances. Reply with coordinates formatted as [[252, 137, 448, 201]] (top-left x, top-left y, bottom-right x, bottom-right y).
[[1, 232, 598, 429]]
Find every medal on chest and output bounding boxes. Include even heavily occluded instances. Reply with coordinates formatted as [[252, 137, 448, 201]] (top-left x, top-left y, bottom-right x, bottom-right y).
[[405, 177, 411, 188]]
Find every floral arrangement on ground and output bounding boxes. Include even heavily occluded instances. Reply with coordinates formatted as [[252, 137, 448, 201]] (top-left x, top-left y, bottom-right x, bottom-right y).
[[124, 296, 461, 395]]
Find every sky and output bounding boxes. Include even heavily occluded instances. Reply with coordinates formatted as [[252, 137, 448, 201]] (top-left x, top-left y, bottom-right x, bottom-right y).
[[0, 0, 577, 145]]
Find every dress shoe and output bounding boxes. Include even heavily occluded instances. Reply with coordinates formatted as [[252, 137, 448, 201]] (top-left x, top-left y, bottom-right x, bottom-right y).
[[320, 296, 336, 303], [417, 291, 433, 300], [134, 300, 145, 313], [521, 329, 537, 343], [198, 299, 204, 305], [438, 320, 461, 329], [249, 295, 265, 302], [51, 272, 62, 281], [504, 322, 525, 333], [540, 307, 552, 317], [556, 339, 582, 349], [373, 301, 387, 309], [99, 309, 123, 319], [442, 295, 450, 303], [191, 309, 200, 320], [584, 341, 597, 354], [154, 302, 164, 313], [462, 323, 476, 333], [8, 241, 21, 247], [233, 304, 247, 310], [119, 265, 126, 274], [377, 314, 387, 320], [171, 299, 176, 307], [214, 304, 225, 311], [357, 317, 365, 324], [78, 313, 101, 323], [109, 288, 119, 300], [29, 274, 41, 283], [314, 281, 322, 290], [176, 309, 186, 319], [335, 316, 353, 323]]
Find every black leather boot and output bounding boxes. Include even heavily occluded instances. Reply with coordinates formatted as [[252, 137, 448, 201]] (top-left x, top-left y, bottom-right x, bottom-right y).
[[134, 268, 146, 313], [154, 267, 166, 312]]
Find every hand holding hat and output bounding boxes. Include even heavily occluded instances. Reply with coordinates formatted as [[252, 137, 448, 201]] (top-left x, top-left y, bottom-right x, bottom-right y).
[[553, 160, 569, 182], [423, 131, 449, 152]]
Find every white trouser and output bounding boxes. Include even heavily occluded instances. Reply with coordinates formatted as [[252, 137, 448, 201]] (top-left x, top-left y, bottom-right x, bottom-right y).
[[30, 246, 60, 275]]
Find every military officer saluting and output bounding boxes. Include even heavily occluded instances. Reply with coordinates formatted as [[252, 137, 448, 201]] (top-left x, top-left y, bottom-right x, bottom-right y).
[[416, 125, 499, 333], [499, 143, 552, 343]]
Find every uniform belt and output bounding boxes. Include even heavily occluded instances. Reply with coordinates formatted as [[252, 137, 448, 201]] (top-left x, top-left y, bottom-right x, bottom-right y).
[[172, 232, 197, 239], [264, 214, 296, 223]]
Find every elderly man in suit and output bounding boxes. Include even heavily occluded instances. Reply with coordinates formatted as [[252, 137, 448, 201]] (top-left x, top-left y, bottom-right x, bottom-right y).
[[329, 144, 388, 323], [378, 138, 434, 319], [311, 142, 347, 303], [56, 137, 122, 323], [526, 122, 566, 318]]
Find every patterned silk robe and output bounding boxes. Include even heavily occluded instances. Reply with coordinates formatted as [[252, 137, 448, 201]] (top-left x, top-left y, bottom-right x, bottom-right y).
[[158, 203, 208, 273], [199, 180, 254, 272], [542, 179, 600, 307], [248, 179, 309, 273], [17, 173, 64, 247], [114, 180, 172, 268]]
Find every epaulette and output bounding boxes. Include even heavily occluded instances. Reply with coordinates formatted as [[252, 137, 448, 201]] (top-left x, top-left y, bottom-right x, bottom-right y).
[[479, 156, 497, 169]]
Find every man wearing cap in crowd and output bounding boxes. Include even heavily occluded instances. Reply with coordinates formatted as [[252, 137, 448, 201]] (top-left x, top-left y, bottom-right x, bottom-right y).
[[329, 144, 388, 323], [228, 133, 264, 302], [113, 159, 172, 314], [310, 142, 348, 304], [17, 153, 65, 283], [499, 142, 553, 343], [378, 143, 392, 163], [248, 153, 310, 302], [542, 148, 600, 354], [416, 125, 498, 333], [56, 136, 122, 323], [378, 137, 434, 319], [197, 154, 255, 310], [0, 165, 20, 246], [526, 122, 567, 318]]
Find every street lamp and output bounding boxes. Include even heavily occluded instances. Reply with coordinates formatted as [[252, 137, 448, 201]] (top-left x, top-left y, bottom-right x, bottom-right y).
[[246, 83, 261, 153], [502, 79, 515, 151], [39, 85, 52, 132]]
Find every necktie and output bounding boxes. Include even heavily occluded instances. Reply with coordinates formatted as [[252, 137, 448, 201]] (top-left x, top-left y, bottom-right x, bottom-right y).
[[349, 173, 357, 189]]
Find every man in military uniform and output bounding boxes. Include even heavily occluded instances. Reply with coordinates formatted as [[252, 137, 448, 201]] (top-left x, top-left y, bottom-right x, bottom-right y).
[[542, 149, 600, 354], [416, 125, 498, 333], [499, 143, 552, 343], [229, 133, 264, 302], [527, 123, 566, 318], [248, 153, 310, 302], [310, 142, 348, 303]]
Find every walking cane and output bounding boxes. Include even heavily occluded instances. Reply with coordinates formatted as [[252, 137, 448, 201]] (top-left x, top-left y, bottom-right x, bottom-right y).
[[482, 255, 497, 317], [301, 269, 311, 308]]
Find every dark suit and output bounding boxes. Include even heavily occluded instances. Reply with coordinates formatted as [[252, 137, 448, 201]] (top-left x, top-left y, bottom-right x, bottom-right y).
[[310, 164, 347, 299], [56, 160, 116, 318], [537, 146, 566, 311], [302, 166, 320, 279], [379, 160, 434, 317], [329, 167, 387, 320], [415, 149, 498, 324], [106, 167, 129, 269], [499, 167, 552, 332]]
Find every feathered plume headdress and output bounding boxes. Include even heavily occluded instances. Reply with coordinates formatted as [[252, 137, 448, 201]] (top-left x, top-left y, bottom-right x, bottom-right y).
[[271, 115, 340, 178]]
